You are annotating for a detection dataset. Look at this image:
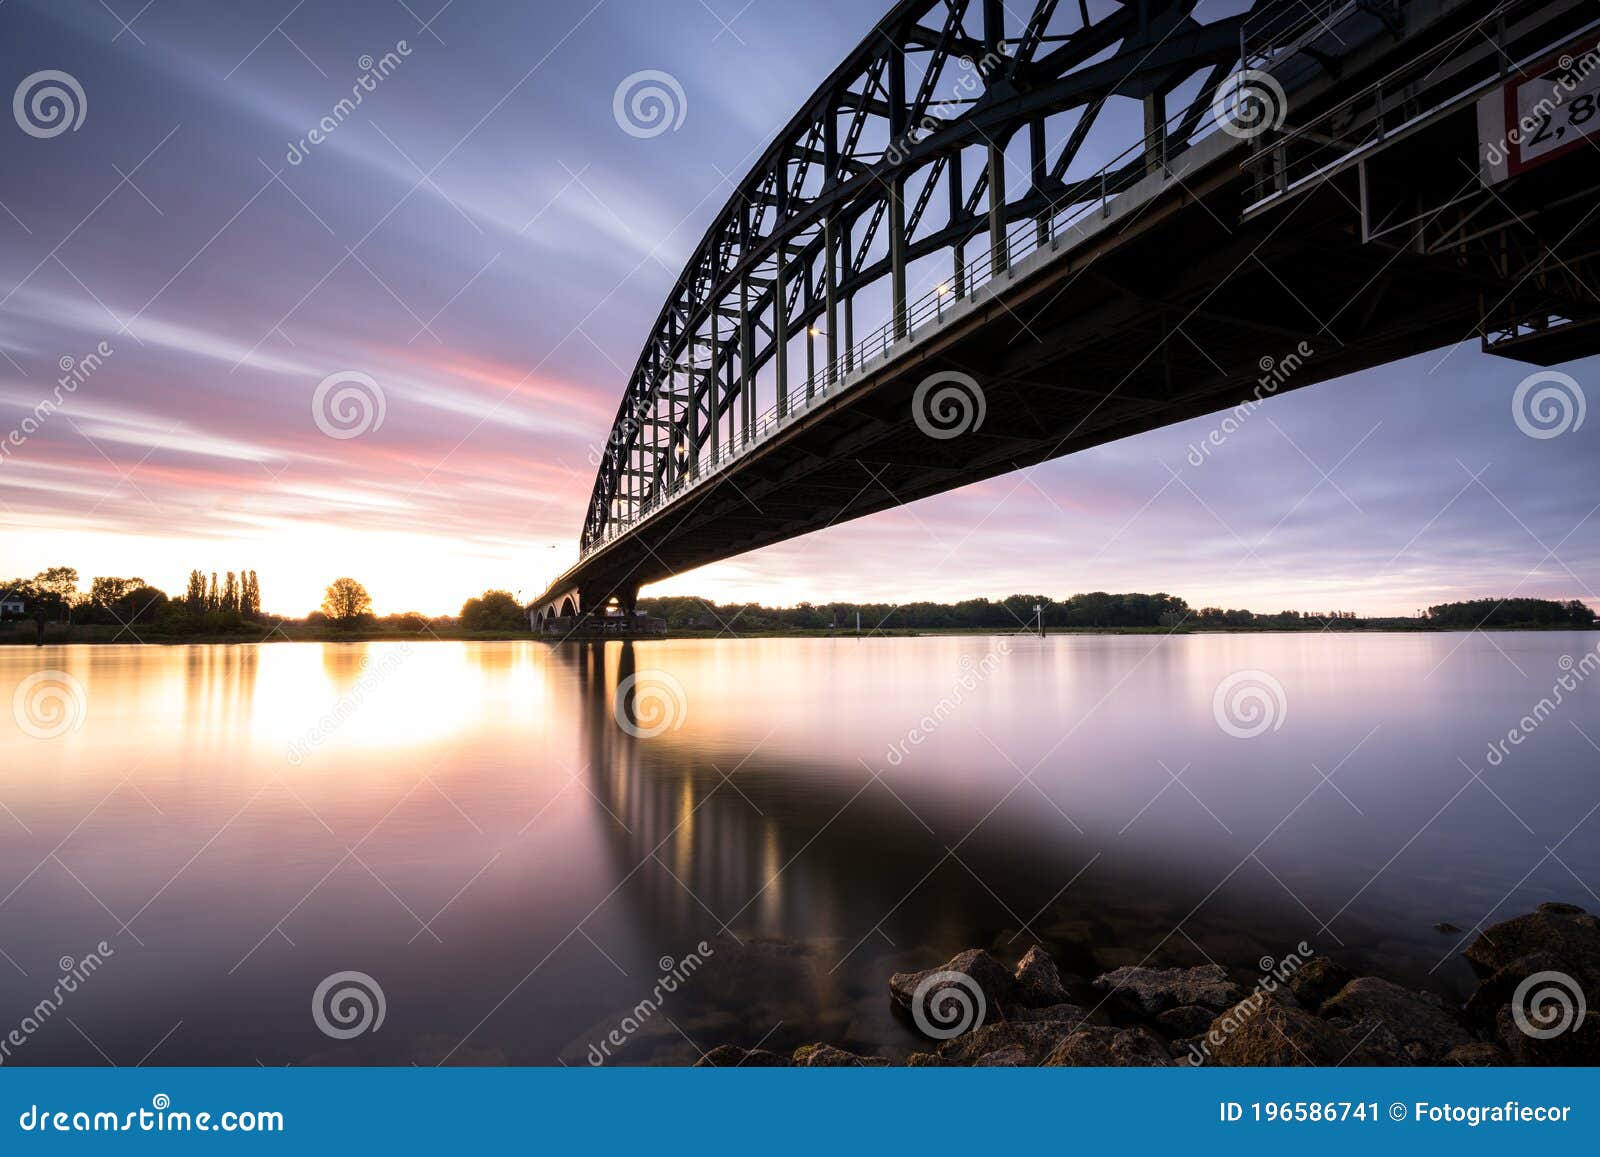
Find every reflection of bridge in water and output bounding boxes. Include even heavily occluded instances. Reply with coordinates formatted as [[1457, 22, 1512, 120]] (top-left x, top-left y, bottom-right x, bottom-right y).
[[537, 0, 1600, 622], [548, 640, 1389, 1058]]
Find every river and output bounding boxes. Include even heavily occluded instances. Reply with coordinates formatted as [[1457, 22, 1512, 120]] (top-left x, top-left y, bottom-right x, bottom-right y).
[[1, 632, 1596, 1064]]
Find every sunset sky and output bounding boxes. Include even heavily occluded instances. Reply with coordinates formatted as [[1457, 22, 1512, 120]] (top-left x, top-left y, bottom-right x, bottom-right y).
[[1, 0, 1596, 618]]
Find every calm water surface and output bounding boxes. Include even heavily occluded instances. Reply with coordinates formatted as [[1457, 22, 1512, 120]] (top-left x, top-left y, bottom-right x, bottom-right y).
[[1, 633, 1597, 1064]]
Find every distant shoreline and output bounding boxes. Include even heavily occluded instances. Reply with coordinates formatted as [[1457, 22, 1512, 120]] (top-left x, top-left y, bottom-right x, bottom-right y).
[[3, 623, 1596, 646]]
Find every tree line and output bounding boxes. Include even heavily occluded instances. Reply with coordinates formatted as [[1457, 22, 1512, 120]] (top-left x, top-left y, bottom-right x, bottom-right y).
[[1425, 598, 1595, 629], [638, 591, 1193, 631], [2, 566, 266, 632], [637, 593, 1597, 632], [184, 570, 261, 617], [6, 567, 1594, 638]]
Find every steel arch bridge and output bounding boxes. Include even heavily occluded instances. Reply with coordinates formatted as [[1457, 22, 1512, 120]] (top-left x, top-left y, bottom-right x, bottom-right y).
[[535, 0, 1600, 626]]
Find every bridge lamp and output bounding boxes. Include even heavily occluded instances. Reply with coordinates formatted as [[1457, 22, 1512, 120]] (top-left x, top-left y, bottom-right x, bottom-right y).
[[935, 281, 951, 318], [808, 325, 824, 337]]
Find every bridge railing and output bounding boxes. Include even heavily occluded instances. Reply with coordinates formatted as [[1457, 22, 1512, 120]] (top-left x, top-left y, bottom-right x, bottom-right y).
[[581, 56, 1277, 558]]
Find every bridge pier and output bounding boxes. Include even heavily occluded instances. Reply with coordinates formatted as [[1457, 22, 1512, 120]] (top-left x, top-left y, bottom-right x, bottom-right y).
[[530, 580, 643, 635]]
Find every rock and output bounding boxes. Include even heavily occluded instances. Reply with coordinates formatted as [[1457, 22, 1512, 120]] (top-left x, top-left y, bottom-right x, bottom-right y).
[[937, 1019, 1085, 1066], [1013, 946, 1071, 1006], [1156, 1005, 1218, 1038], [1464, 904, 1600, 993], [694, 1045, 791, 1067], [1443, 1042, 1508, 1066], [1009, 1002, 1099, 1026], [1435, 922, 1463, 934], [890, 948, 1014, 1029], [1539, 901, 1588, 917], [1495, 1006, 1600, 1065], [1337, 1016, 1412, 1066], [1172, 1038, 1205, 1064], [1205, 994, 1387, 1066], [1044, 1026, 1172, 1067], [1288, 957, 1352, 1010], [1319, 977, 1473, 1062], [791, 1043, 889, 1067], [974, 1042, 1030, 1066], [1093, 964, 1243, 1014], [1465, 951, 1568, 1020], [905, 1051, 947, 1067]]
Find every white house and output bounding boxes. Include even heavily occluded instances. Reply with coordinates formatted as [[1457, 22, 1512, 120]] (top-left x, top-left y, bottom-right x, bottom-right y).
[[0, 592, 26, 619]]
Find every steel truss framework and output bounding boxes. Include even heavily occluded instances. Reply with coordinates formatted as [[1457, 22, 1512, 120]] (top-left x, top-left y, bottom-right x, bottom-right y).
[[579, 0, 1299, 554]]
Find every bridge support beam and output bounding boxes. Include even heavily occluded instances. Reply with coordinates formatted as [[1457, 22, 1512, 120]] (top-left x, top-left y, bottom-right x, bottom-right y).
[[739, 272, 752, 443], [988, 139, 1008, 274], [824, 223, 838, 390], [774, 240, 789, 418], [1144, 90, 1167, 177]]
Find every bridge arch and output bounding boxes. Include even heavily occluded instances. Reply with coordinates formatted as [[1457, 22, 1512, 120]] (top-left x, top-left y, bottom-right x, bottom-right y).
[[579, 0, 1265, 555]]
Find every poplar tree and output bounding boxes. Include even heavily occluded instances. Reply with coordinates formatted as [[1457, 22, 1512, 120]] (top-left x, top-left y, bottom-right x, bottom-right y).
[[186, 570, 206, 611]]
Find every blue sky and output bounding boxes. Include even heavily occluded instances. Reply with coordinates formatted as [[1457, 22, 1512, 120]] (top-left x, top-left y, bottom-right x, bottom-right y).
[[0, 0, 1595, 616]]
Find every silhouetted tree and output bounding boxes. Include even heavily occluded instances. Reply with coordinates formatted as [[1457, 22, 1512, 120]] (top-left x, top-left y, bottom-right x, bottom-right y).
[[322, 577, 372, 626], [460, 590, 526, 631], [90, 576, 145, 608], [186, 570, 207, 613], [27, 567, 79, 620]]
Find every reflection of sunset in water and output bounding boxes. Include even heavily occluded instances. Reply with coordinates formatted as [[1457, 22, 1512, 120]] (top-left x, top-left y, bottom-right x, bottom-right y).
[[1, 633, 1596, 1064]]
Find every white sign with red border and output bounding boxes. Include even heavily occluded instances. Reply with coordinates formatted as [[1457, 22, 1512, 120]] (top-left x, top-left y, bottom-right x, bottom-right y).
[[1478, 34, 1600, 184]]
